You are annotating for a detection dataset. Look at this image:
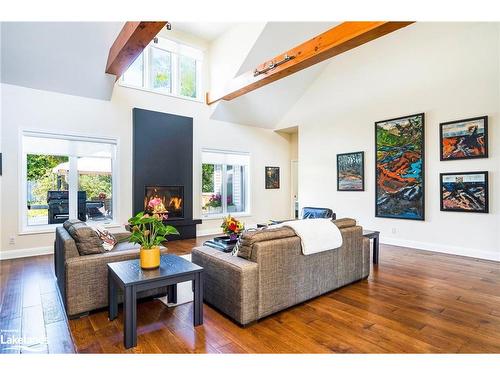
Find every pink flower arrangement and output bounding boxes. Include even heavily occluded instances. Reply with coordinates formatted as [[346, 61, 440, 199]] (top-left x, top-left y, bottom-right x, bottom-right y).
[[146, 197, 167, 217], [147, 197, 163, 209]]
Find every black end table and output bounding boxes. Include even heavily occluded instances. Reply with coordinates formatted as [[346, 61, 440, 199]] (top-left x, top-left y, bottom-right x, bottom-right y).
[[107, 254, 204, 349], [363, 230, 380, 264]]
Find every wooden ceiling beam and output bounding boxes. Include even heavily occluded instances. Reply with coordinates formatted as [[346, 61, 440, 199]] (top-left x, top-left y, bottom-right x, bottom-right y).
[[206, 21, 414, 105], [106, 21, 167, 78]]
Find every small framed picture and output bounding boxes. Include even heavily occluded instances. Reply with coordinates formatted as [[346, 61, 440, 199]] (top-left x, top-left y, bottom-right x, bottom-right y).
[[440, 171, 488, 213], [440, 116, 488, 161], [337, 151, 364, 191], [265, 167, 280, 189]]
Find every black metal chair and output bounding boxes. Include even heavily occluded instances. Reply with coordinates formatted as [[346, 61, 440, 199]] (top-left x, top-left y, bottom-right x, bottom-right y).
[[301, 207, 335, 220]]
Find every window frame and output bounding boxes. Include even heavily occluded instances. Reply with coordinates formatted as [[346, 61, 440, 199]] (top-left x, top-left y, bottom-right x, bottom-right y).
[[19, 130, 121, 235], [119, 36, 203, 102], [200, 149, 251, 220]]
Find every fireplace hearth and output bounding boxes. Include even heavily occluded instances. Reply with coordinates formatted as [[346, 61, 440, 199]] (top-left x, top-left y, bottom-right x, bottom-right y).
[[144, 186, 184, 220]]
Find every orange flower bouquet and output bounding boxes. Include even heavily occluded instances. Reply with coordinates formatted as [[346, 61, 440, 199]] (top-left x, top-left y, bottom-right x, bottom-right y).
[[221, 215, 244, 241]]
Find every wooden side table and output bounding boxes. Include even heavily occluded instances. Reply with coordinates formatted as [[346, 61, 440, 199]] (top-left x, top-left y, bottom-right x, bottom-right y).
[[363, 230, 380, 264], [108, 254, 204, 349]]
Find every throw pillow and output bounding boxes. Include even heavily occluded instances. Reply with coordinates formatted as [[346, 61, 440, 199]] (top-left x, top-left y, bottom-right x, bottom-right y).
[[63, 219, 83, 232], [93, 226, 117, 251], [231, 236, 242, 256], [67, 222, 105, 255]]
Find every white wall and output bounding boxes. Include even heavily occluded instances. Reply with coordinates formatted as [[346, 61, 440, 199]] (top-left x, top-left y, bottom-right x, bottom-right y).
[[279, 23, 500, 261], [0, 83, 292, 256]]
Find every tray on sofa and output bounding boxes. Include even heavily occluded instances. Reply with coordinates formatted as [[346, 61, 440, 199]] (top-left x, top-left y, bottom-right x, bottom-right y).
[[203, 239, 236, 253], [213, 235, 239, 245]]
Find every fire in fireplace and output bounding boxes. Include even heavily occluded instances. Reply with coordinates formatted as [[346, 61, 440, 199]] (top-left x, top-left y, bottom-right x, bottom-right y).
[[144, 186, 184, 220]]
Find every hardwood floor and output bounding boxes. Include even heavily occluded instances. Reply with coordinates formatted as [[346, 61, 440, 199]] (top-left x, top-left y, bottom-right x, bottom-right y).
[[1, 238, 500, 354]]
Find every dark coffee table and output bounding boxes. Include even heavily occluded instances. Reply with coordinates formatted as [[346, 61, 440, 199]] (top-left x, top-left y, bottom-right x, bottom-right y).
[[107, 254, 204, 349]]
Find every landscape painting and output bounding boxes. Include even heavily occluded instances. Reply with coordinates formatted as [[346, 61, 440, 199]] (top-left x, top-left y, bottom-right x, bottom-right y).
[[440, 116, 488, 160], [440, 172, 488, 213], [375, 113, 425, 220], [337, 152, 364, 191], [265, 166, 280, 189]]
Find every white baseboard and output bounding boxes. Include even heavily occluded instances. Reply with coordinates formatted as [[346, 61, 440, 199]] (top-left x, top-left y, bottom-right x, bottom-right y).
[[380, 236, 500, 262], [0, 246, 53, 260]]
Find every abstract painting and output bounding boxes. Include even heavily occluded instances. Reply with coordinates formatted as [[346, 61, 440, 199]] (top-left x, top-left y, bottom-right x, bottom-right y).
[[337, 152, 364, 191], [375, 113, 425, 220], [440, 172, 488, 213], [440, 116, 488, 161], [265, 166, 280, 189]]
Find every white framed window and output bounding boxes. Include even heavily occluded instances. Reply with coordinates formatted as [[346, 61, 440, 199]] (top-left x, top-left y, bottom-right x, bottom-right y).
[[120, 36, 203, 101], [201, 150, 250, 218], [20, 131, 118, 233]]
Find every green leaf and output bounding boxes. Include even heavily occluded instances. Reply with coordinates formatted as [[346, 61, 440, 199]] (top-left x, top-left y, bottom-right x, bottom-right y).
[[154, 236, 166, 246], [165, 225, 180, 235]]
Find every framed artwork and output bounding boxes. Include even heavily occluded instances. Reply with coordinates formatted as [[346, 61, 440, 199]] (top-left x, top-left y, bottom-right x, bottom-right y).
[[440, 116, 488, 161], [375, 113, 425, 220], [265, 166, 280, 189], [337, 151, 364, 191], [440, 171, 489, 213]]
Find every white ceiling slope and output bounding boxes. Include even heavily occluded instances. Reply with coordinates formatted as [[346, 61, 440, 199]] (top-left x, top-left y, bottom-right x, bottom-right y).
[[210, 22, 338, 129], [1, 22, 123, 100], [172, 22, 237, 43]]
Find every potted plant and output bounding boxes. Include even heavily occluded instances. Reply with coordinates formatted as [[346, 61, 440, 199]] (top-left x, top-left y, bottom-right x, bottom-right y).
[[128, 211, 179, 269], [221, 215, 244, 241]]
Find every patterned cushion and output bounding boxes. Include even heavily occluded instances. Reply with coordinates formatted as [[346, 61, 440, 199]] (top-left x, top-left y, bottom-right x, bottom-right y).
[[67, 222, 105, 255], [93, 226, 117, 251]]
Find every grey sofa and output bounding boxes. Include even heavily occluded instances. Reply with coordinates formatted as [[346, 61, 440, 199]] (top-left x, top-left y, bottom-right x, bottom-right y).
[[54, 223, 169, 318], [191, 218, 370, 325]]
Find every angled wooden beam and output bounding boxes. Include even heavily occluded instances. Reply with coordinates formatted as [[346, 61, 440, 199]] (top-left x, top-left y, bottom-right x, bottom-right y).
[[106, 21, 167, 78], [206, 21, 414, 105]]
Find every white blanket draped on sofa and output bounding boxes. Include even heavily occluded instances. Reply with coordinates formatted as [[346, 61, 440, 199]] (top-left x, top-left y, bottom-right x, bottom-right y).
[[275, 218, 343, 255]]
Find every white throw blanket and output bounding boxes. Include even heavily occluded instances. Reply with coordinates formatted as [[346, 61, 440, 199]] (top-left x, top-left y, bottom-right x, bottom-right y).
[[275, 218, 343, 255]]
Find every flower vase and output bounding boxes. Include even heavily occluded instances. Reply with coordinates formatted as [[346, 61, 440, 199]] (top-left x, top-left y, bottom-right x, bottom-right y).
[[140, 246, 161, 269], [229, 233, 238, 241]]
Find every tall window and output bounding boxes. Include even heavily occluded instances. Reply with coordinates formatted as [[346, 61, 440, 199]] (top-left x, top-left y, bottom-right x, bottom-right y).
[[121, 36, 203, 100], [22, 132, 117, 231], [201, 150, 250, 217]]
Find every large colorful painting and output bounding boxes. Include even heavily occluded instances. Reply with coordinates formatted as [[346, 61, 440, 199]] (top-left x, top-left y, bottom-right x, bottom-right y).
[[440, 172, 488, 213], [375, 113, 425, 220], [440, 116, 488, 161], [337, 152, 364, 191]]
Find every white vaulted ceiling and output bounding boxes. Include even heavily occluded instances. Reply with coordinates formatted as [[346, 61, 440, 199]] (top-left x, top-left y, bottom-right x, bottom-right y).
[[209, 22, 338, 128], [1, 22, 124, 100]]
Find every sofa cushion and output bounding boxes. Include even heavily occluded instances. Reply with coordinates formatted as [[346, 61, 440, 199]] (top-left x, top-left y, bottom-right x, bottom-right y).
[[67, 222, 105, 255], [111, 241, 141, 252], [333, 218, 356, 229], [237, 227, 296, 260]]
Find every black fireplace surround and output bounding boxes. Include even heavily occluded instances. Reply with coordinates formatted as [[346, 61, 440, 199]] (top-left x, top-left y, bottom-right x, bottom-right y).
[[133, 108, 201, 239]]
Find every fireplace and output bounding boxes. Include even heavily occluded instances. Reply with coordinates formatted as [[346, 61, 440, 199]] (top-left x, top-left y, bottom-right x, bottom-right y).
[[144, 186, 184, 220]]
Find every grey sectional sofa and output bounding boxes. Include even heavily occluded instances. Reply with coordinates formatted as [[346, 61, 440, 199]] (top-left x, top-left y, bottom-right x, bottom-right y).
[[191, 218, 370, 325]]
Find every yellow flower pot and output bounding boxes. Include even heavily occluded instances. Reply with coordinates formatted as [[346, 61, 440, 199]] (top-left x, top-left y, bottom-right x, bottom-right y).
[[140, 246, 161, 269]]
